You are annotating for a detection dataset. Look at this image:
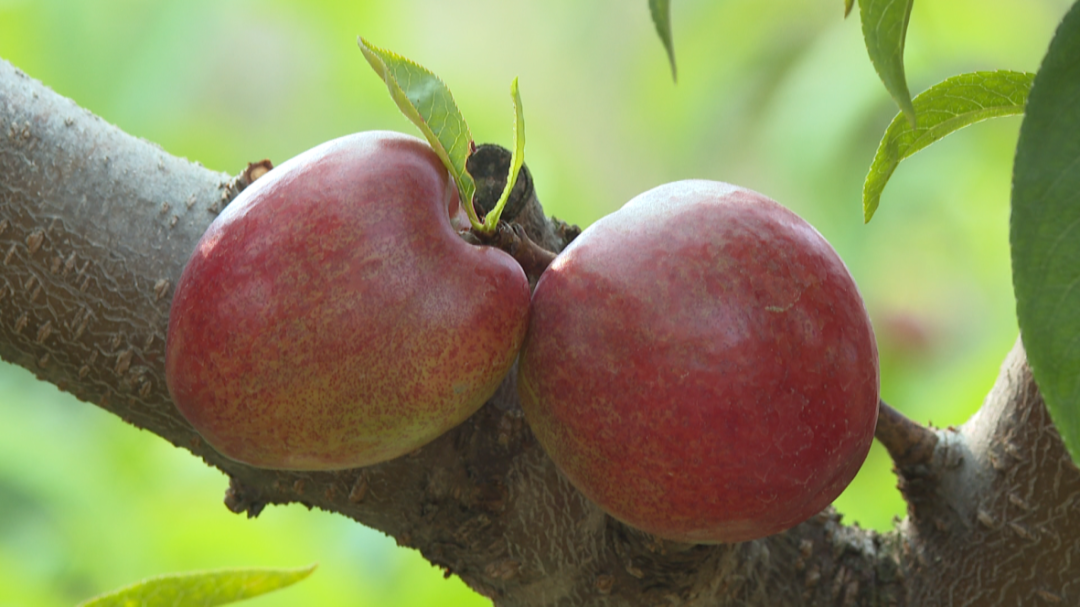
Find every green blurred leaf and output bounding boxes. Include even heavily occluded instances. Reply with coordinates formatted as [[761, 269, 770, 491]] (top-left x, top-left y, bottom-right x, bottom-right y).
[[358, 37, 480, 229], [1011, 0, 1080, 465], [76, 564, 317, 607], [863, 70, 1033, 222], [649, 0, 677, 81], [858, 0, 916, 126], [483, 78, 527, 231], [845, 0, 855, 18]]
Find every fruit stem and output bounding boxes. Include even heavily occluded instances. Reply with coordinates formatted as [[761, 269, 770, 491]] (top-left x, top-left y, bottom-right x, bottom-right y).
[[475, 222, 557, 284], [874, 399, 938, 468]]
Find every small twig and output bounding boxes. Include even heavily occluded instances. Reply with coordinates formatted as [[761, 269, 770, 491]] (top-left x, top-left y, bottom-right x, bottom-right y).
[[224, 476, 267, 518], [219, 159, 274, 209], [875, 399, 938, 468], [243, 159, 274, 183], [476, 221, 557, 284]]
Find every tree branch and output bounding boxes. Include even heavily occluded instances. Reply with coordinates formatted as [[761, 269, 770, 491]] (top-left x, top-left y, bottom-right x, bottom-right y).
[[894, 338, 1080, 605], [2, 57, 1078, 606], [875, 399, 938, 470]]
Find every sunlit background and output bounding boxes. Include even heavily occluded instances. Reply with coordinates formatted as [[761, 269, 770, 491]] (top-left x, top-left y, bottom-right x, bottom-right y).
[[0, 0, 1072, 604]]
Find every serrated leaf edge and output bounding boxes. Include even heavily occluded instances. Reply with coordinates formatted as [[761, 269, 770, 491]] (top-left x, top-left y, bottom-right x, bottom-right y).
[[859, 0, 917, 127], [648, 0, 677, 82], [358, 37, 481, 229], [862, 70, 1033, 222]]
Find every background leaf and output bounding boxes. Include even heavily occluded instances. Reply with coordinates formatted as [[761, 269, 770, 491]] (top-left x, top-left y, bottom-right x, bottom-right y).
[[358, 37, 479, 227], [863, 70, 1033, 222], [858, 0, 916, 125], [1011, 0, 1080, 464], [845, 0, 855, 18], [77, 565, 317, 607], [649, 0, 677, 81]]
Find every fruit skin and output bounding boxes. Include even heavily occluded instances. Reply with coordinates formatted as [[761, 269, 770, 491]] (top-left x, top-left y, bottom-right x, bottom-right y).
[[165, 131, 530, 470], [519, 180, 879, 544]]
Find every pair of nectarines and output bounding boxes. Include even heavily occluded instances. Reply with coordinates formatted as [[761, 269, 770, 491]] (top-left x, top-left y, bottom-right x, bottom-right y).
[[165, 131, 879, 543]]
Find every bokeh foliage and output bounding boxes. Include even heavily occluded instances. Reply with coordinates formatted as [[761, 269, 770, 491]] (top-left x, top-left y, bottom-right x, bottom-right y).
[[0, 0, 1073, 604]]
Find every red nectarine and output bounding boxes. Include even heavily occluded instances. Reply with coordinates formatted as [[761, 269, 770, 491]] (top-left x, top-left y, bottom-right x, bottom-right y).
[[519, 180, 879, 543], [166, 131, 530, 470]]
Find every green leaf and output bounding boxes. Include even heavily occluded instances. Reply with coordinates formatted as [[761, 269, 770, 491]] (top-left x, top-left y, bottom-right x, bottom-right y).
[[358, 37, 480, 230], [482, 78, 527, 231], [845, 0, 855, 18], [858, 0, 916, 126], [648, 0, 677, 81], [76, 564, 317, 607], [1011, 0, 1080, 465], [863, 70, 1033, 222]]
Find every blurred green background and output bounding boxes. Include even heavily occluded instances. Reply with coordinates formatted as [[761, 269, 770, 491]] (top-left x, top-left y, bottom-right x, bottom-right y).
[[0, 0, 1072, 605]]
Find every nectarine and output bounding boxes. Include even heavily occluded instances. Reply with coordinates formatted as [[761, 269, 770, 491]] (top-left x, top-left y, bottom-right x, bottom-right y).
[[519, 180, 879, 543], [166, 131, 530, 470]]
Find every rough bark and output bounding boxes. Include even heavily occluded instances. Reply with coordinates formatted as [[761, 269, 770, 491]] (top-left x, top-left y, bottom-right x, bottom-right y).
[[1, 58, 1078, 606]]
